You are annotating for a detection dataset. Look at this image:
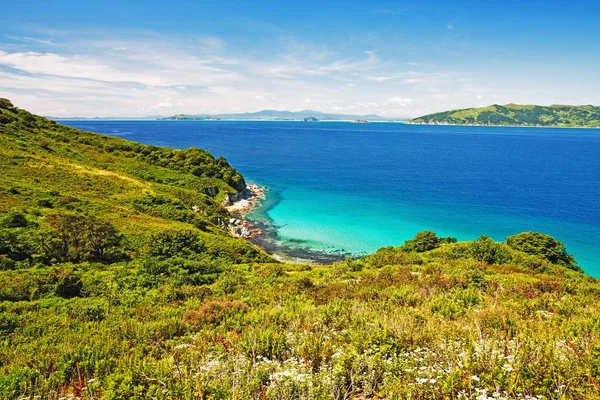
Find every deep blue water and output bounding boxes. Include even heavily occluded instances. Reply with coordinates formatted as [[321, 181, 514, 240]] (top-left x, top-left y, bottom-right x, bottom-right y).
[[60, 120, 600, 275]]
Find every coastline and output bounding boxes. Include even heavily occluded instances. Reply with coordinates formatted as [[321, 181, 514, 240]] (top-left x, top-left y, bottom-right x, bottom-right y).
[[407, 121, 600, 129], [224, 184, 350, 264]]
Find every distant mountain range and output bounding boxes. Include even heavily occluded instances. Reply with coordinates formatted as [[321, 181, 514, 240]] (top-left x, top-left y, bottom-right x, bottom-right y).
[[410, 104, 600, 128], [159, 110, 398, 121]]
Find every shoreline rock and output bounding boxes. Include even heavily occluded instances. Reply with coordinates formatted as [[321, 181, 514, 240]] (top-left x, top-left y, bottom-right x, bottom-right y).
[[224, 184, 266, 239], [224, 184, 266, 213], [223, 184, 350, 264]]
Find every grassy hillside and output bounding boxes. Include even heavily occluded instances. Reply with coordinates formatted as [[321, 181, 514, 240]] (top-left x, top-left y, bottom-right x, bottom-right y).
[[411, 104, 600, 127], [1, 99, 600, 399]]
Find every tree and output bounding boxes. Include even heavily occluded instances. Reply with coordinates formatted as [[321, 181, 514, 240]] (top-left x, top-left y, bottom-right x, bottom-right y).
[[469, 235, 511, 265], [506, 232, 579, 271], [1, 212, 29, 228], [0, 98, 15, 110], [403, 231, 456, 252], [41, 213, 126, 264], [146, 228, 205, 258], [403, 231, 440, 252]]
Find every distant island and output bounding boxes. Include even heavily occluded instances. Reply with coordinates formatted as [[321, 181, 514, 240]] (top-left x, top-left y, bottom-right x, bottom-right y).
[[159, 109, 393, 121], [410, 104, 600, 128], [160, 114, 221, 121]]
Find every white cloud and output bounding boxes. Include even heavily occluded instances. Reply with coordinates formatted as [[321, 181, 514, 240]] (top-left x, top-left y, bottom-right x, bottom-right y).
[[5, 35, 66, 47], [386, 97, 412, 105], [404, 78, 426, 84], [367, 75, 395, 82], [149, 102, 174, 110], [0, 51, 169, 86], [0, 31, 497, 118]]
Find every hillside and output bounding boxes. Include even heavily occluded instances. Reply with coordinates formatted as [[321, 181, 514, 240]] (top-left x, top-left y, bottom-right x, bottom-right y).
[[1, 99, 600, 399], [411, 104, 600, 127]]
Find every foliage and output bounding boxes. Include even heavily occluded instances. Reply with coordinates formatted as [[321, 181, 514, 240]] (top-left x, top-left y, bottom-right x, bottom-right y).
[[402, 230, 456, 252], [145, 228, 205, 258], [507, 231, 580, 271], [412, 103, 600, 127], [468, 235, 512, 265], [1, 212, 30, 228], [40, 213, 127, 264], [183, 300, 248, 327]]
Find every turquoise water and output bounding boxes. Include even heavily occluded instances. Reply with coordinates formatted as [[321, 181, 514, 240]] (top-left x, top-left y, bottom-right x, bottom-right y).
[[60, 120, 600, 275]]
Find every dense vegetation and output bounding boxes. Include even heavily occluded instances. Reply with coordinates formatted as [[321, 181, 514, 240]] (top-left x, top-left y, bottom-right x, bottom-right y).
[[1, 99, 600, 399], [411, 104, 600, 127]]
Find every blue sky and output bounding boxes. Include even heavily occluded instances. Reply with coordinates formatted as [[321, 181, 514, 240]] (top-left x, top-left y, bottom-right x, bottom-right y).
[[1, 0, 599, 117]]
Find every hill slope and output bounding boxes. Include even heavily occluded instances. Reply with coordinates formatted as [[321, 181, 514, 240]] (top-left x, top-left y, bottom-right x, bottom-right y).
[[1, 99, 600, 399], [411, 104, 600, 127]]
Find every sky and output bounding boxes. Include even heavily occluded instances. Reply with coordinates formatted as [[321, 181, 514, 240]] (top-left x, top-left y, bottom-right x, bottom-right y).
[[0, 0, 599, 118]]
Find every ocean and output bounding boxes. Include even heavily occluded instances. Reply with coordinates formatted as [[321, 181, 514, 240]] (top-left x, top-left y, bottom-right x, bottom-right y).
[[59, 120, 600, 275]]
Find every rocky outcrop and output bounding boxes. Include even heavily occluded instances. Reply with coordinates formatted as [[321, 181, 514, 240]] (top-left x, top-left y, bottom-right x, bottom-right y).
[[224, 184, 265, 213], [226, 218, 262, 239]]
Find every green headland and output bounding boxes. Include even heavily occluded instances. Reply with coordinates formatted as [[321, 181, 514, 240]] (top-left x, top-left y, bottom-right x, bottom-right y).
[[411, 103, 600, 127]]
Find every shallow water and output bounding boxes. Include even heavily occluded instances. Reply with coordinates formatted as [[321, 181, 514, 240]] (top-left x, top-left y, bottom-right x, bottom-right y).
[[60, 120, 600, 275]]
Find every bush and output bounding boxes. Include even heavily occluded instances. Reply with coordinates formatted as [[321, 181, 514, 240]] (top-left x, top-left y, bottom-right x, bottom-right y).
[[367, 246, 423, 267], [1, 212, 29, 228], [183, 300, 247, 327], [146, 228, 205, 258], [214, 269, 246, 294], [0, 98, 15, 110], [506, 232, 579, 271], [403, 231, 457, 253], [403, 231, 441, 252], [40, 213, 126, 264], [0, 228, 38, 267], [55, 271, 83, 298], [468, 235, 511, 265]]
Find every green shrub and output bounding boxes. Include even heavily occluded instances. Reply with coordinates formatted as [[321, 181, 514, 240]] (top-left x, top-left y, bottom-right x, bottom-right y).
[[403, 231, 457, 253], [0, 98, 15, 110], [506, 232, 579, 271], [214, 269, 246, 294], [469, 235, 511, 264], [367, 246, 423, 267], [55, 270, 83, 298], [1, 212, 29, 228], [403, 231, 441, 252], [146, 228, 205, 258], [40, 213, 127, 264]]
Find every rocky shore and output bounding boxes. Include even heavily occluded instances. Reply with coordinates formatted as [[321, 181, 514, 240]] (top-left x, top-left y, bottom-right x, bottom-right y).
[[224, 184, 266, 239], [224, 184, 266, 213], [224, 183, 350, 264]]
